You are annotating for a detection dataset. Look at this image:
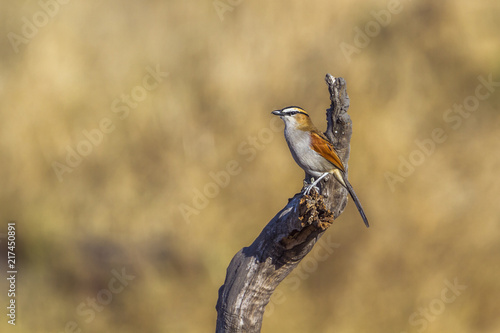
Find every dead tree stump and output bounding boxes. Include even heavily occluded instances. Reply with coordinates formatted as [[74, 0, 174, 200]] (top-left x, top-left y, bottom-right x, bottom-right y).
[[216, 74, 355, 333]]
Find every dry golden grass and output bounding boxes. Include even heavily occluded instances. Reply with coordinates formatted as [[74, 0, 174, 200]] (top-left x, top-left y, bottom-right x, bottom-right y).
[[1, 0, 499, 332]]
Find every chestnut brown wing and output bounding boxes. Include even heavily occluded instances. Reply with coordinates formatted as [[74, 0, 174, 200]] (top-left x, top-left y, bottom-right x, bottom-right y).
[[309, 132, 345, 172]]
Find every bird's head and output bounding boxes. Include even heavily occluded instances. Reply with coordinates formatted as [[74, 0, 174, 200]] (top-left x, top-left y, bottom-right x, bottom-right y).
[[271, 106, 311, 129]]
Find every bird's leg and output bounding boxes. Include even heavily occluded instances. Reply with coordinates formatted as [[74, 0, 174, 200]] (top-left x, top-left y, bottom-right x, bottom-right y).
[[304, 172, 330, 195]]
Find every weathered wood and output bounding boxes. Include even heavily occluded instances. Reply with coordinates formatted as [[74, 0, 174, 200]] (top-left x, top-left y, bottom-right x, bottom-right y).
[[215, 74, 353, 333]]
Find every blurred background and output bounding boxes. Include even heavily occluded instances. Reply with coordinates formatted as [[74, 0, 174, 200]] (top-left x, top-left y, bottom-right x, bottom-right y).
[[1, 0, 499, 332]]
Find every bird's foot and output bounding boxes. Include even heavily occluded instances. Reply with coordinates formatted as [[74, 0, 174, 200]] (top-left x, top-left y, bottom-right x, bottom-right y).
[[303, 183, 320, 196]]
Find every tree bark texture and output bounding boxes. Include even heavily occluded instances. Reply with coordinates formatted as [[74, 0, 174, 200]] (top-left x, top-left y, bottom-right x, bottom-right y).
[[215, 74, 353, 333]]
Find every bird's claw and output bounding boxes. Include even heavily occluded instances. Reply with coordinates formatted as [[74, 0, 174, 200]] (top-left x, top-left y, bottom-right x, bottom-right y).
[[303, 184, 320, 196]]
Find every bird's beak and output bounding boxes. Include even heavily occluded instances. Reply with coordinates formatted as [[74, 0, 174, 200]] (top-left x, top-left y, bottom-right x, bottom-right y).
[[271, 110, 283, 116]]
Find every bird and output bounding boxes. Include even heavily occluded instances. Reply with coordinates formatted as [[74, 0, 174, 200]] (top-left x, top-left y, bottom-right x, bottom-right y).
[[272, 106, 369, 228]]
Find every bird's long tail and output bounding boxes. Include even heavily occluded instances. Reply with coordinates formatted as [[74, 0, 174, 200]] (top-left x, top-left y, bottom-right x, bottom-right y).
[[332, 169, 370, 228]]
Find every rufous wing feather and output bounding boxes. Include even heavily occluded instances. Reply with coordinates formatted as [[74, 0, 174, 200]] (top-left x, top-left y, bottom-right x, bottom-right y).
[[309, 132, 345, 172]]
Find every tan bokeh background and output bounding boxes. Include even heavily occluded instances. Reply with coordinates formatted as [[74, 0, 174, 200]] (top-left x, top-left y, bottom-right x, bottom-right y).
[[1, 1, 499, 332]]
